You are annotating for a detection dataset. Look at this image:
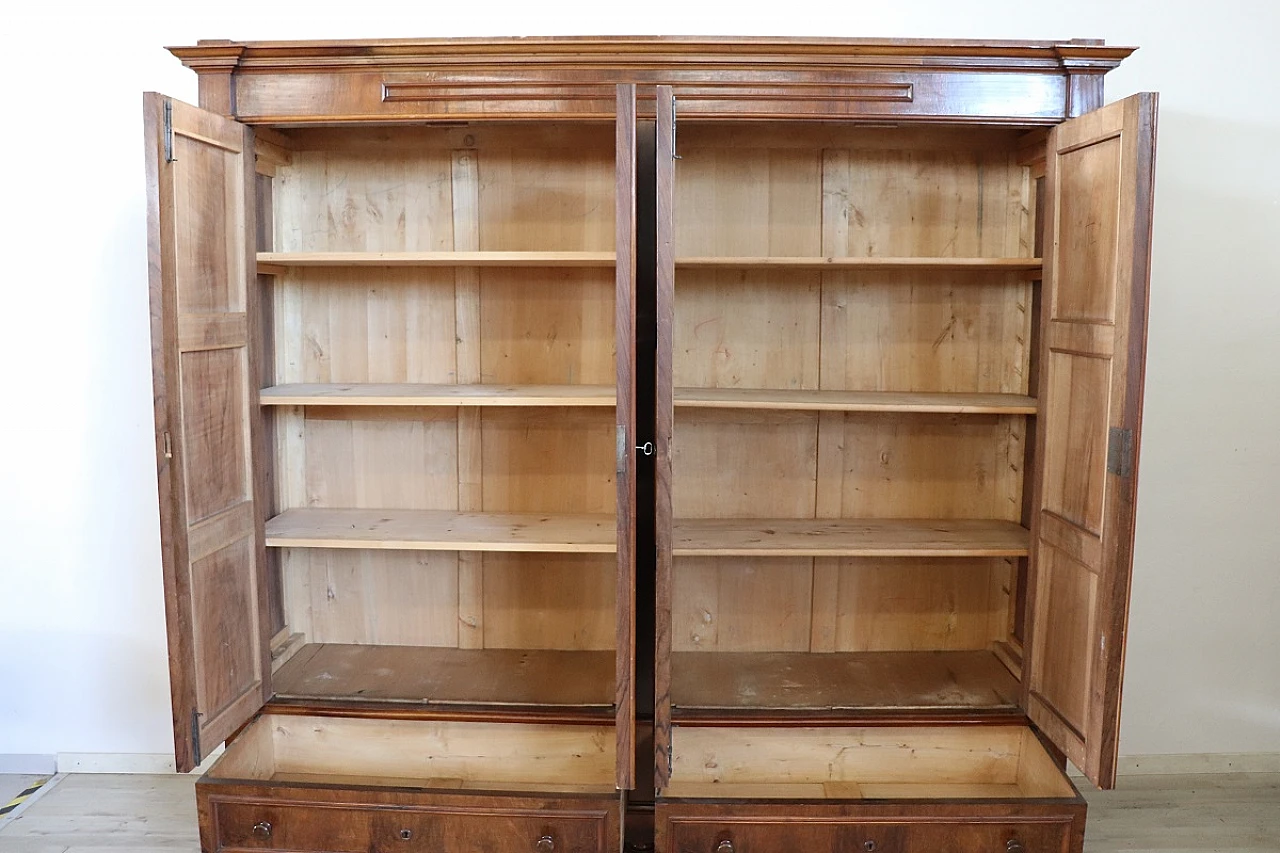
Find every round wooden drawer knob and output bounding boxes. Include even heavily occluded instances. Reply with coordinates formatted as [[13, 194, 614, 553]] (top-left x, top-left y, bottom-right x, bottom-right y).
[[252, 821, 272, 839]]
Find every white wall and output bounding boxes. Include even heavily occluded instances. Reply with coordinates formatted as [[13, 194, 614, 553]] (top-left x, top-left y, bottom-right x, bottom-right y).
[[1, 0, 1276, 767]]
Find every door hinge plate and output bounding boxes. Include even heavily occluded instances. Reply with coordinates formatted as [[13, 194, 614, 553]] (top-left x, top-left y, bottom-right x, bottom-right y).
[[163, 99, 174, 163], [190, 709, 202, 765], [616, 425, 626, 474], [1107, 426, 1134, 477]]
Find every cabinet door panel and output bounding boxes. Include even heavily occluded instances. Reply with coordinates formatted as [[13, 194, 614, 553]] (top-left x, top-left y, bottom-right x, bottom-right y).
[[145, 94, 269, 771], [615, 82, 639, 790], [1026, 93, 1157, 789]]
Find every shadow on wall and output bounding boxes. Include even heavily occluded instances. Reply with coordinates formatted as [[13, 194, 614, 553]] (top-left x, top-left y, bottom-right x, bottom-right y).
[[1121, 108, 1280, 756]]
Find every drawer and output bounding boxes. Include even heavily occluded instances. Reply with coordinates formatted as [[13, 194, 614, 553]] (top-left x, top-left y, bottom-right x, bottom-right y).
[[664, 815, 1074, 853], [198, 713, 620, 852], [208, 796, 613, 853]]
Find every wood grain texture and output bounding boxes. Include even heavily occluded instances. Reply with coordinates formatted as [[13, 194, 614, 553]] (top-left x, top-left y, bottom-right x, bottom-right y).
[[266, 508, 616, 552], [676, 256, 1040, 271], [671, 651, 1021, 713], [145, 94, 267, 772], [260, 383, 616, 407], [614, 83, 638, 791], [672, 518, 1029, 557], [675, 387, 1036, 414], [1026, 93, 1158, 790], [259, 250, 615, 268], [271, 644, 614, 709]]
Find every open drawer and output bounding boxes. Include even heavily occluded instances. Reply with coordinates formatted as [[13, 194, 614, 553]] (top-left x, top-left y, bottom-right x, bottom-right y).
[[198, 713, 621, 853], [657, 724, 1085, 853]]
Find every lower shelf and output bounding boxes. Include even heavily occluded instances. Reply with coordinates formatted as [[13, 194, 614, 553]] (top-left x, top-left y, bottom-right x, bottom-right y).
[[671, 650, 1021, 718], [273, 644, 615, 712]]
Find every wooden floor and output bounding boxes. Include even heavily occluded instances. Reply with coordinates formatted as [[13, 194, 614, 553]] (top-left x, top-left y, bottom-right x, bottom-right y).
[[0, 772, 1277, 851]]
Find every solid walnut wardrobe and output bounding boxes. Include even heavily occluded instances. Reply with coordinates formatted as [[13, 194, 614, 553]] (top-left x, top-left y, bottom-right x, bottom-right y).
[[144, 36, 1156, 853]]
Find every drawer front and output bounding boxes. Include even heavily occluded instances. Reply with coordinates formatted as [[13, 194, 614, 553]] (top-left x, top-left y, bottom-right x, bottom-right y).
[[666, 817, 1072, 853], [211, 797, 613, 853]]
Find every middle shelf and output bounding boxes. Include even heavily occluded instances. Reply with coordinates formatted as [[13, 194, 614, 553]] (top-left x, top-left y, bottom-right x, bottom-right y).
[[259, 383, 1036, 415], [265, 510, 1029, 557]]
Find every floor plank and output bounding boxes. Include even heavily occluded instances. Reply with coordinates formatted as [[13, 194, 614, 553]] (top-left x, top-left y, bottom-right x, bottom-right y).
[[0, 771, 1275, 851]]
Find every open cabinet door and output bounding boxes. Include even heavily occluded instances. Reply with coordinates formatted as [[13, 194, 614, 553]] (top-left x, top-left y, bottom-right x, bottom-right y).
[[1026, 93, 1157, 789], [144, 94, 269, 772], [615, 83, 639, 791]]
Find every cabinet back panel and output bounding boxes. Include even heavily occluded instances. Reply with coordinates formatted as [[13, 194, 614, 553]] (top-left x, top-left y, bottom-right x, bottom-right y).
[[819, 273, 1032, 394], [290, 269, 459, 384], [673, 409, 818, 519], [672, 557, 1010, 653], [479, 271, 615, 385], [482, 553, 616, 650], [674, 271, 821, 390], [274, 125, 615, 253], [674, 125, 1028, 259]]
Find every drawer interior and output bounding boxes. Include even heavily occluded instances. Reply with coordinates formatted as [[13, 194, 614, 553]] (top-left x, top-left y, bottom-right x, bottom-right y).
[[209, 713, 616, 794], [665, 725, 1075, 800]]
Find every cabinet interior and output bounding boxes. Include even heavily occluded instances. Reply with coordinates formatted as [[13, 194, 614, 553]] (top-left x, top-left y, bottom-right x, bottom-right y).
[[210, 714, 617, 793], [666, 122, 1043, 719], [664, 725, 1075, 800], [255, 124, 623, 714]]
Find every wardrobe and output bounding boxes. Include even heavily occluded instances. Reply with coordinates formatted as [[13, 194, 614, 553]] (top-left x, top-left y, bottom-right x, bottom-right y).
[[144, 36, 1156, 853]]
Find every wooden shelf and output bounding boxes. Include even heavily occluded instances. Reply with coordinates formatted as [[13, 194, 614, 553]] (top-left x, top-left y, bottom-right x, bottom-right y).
[[671, 650, 1021, 715], [260, 383, 616, 408], [676, 256, 1042, 273], [257, 251, 615, 272], [673, 518, 1029, 558], [274, 644, 615, 710], [265, 509, 616, 553], [675, 388, 1036, 414]]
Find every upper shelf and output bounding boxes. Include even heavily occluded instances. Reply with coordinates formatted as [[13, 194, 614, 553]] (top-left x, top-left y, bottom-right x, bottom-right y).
[[676, 388, 1036, 415], [675, 256, 1042, 273], [261, 383, 615, 408], [266, 508, 616, 553], [257, 251, 616, 272], [673, 518, 1030, 558]]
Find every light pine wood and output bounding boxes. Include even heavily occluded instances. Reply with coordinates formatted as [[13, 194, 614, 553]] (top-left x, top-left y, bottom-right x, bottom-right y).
[[1027, 93, 1158, 790], [668, 725, 1075, 798], [672, 518, 1030, 557], [260, 383, 615, 407], [259, 250, 616, 269], [675, 387, 1036, 414], [266, 508, 617, 552], [208, 714, 616, 789], [676, 256, 1041, 272]]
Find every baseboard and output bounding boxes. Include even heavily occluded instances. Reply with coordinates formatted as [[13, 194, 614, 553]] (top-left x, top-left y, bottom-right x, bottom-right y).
[[1070, 752, 1280, 777], [0, 754, 56, 774], [55, 753, 176, 774]]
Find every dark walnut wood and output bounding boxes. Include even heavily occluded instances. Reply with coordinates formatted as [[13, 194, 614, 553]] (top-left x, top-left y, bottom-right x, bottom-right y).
[[169, 37, 1132, 124], [658, 800, 1085, 853], [200, 781, 620, 853]]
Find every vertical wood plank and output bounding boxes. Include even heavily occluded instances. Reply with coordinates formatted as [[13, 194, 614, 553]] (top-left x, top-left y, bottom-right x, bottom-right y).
[[653, 85, 676, 791], [615, 83, 638, 791], [452, 149, 485, 650]]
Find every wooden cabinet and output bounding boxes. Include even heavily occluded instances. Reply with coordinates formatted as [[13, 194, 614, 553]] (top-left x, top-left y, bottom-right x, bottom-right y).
[[145, 37, 1155, 853]]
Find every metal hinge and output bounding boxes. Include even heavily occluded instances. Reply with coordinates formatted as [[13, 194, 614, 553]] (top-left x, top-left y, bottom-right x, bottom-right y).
[[1107, 427, 1134, 477], [162, 431, 172, 460], [670, 96, 682, 160], [163, 100, 174, 163], [190, 709, 202, 764]]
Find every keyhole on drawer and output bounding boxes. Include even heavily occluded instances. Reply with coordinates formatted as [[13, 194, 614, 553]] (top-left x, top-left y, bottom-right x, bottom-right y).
[[400, 829, 413, 841], [864, 841, 877, 852]]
